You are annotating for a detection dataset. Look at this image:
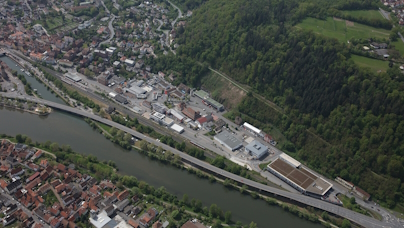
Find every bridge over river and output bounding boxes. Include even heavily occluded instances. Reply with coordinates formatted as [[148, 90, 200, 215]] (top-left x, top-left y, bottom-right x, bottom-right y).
[[2, 93, 394, 228]]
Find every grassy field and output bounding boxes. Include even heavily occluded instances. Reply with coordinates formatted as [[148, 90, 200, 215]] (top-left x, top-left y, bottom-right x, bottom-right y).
[[340, 10, 386, 21], [350, 54, 390, 72], [392, 40, 404, 55], [296, 17, 390, 43]]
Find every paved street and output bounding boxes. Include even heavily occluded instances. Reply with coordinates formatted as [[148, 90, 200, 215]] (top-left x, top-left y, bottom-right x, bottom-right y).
[[1, 93, 401, 228]]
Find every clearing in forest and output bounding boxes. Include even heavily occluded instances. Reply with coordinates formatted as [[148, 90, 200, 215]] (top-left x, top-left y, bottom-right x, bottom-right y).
[[350, 54, 390, 72], [296, 17, 390, 43]]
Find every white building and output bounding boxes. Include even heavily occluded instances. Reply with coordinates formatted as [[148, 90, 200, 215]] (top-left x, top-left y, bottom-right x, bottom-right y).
[[171, 124, 184, 133], [243, 122, 263, 137]]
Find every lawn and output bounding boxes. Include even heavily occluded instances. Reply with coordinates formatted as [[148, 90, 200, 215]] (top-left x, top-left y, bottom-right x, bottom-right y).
[[296, 17, 391, 43], [259, 162, 271, 170], [98, 122, 111, 132], [340, 10, 386, 21], [350, 54, 390, 72], [391, 40, 404, 55]]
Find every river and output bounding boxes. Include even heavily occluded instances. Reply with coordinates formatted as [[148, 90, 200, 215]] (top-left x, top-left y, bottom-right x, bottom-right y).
[[0, 56, 321, 227]]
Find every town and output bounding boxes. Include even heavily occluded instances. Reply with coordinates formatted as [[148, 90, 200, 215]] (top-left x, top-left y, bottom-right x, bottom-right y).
[[0, 139, 214, 228]]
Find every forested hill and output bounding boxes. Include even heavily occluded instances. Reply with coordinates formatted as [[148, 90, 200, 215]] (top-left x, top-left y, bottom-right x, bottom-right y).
[[172, 0, 404, 208]]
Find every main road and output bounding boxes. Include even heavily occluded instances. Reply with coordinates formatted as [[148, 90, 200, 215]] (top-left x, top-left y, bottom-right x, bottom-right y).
[[1, 93, 397, 228]]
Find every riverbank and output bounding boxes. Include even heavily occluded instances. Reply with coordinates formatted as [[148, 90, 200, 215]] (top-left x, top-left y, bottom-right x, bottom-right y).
[[89, 119, 342, 228], [0, 98, 51, 116]]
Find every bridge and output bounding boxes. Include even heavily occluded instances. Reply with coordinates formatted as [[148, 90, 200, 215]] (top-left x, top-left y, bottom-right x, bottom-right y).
[[2, 93, 395, 228]]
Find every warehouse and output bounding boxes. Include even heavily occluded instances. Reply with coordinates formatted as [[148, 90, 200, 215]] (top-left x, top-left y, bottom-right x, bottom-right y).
[[126, 86, 146, 95], [194, 90, 224, 111], [243, 122, 263, 137], [245, 140, 268, 159], [214, 130, 243, 151], [171, 124, 184, 133], [163, 117, 174, 127], [169, 109, 185, 122], [267, 153, 332, 197]]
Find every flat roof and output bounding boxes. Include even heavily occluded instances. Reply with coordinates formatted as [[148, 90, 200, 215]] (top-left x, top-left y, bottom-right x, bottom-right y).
[[169, 109, 184, 120], [171, 124, 184, 132], [89, 210, 111, 228], [194, 90, 209, 99], [127, 86, 146, 94], [243, 122, 261, 134], [206, 97, 223, 109], [245, 140, 268, 158], [268, 158, 332, 195], [214, 130, 242, 150], [152, 112, 165, 119], [64, 73, 81, 82], [164, 117, 174, 125], [279, 153, 301, 168]]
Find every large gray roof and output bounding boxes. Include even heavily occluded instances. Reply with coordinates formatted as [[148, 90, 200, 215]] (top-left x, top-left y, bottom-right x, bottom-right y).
[[214, 130, 242, 150], [245, 140, 268, 158]]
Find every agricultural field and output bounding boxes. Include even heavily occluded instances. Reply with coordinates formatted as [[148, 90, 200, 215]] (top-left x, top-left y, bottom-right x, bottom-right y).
[[340, 10, 386, 21], [296, 17, 390, 43], [391, 40, 404, 55], [350, 54, 390, 72]]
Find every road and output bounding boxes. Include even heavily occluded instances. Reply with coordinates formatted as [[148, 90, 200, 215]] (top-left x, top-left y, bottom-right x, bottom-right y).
[[0, 93, 399, 228], [100, 14, 116, 45], [379, 8, 404, 45], [5, 47, 403, 226], [167, 0, 182, 28], [0, 191, 49, 227]]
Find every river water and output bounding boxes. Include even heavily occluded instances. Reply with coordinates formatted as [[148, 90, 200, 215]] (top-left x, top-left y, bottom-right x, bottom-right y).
[[0, 56, 321, 227]]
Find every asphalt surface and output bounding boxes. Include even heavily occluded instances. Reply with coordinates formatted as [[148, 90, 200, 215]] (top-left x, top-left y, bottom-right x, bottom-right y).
[[5, 48, 403, 227], [1, 93, 398, 228]]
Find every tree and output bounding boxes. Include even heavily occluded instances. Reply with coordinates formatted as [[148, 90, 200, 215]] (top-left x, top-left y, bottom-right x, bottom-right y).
[[171, 210, 180, 220], [182, 194, 189, 205], [349, 196, 356, 205], [50, 142, 59, 152], [123, 133, 132, 143], [116, 130, 125, 139], [99, 109, 106, 118], [140, 141, 149, 151], [24, 137, 32, 145], [110, 127, 118, 136], [61, 145, 72, 153], [341, 219, 351, 228], [248, 222, 257, 228], [15, 134, 23, 143], [224, 211, 232, 224]]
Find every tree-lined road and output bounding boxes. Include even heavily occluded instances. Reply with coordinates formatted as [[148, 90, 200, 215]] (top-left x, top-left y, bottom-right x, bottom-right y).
[[0, 93, 398, 228]]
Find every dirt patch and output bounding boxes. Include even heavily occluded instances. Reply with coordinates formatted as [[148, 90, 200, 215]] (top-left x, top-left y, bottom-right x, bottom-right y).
[[346, 20, 354, 27], [333, 17, 343, 21], [201, 73, 246, 110]]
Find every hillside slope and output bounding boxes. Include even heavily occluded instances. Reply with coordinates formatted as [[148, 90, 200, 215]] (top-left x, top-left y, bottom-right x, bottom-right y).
[[174, 0, 404, 208]]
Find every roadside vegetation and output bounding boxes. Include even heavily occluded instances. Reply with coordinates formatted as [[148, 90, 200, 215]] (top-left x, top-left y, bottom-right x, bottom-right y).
[[155, 0, 404, 211]]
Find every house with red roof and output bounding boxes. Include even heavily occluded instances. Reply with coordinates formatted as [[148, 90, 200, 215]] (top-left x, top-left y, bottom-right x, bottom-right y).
[[26, 172, 40, 183], [117, 189, 129, 201], [40, 159, 48, 167]]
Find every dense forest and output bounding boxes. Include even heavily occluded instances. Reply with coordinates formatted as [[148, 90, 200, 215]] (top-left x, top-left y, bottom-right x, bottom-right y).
[[160, 0, 404, 208]]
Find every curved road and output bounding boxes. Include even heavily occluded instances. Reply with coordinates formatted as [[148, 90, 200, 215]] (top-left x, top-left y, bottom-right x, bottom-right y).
[[100, 14, 116, 45], [1, 93, 397, 228], [167, 0, 182, 28]]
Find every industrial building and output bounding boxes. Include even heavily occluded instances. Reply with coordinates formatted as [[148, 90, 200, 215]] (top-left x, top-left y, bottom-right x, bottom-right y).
[[214, 130, 243, 151], [126, 86, 146, 95], [114, 95, 128, 104], [64, 73, 82, 82], [151, 112, 165, 123], [169, 109, 185, 122], [171, 124, 184, 133], [243, 122, 264, 137], [152, 103, 167, 114], [267, 154, 332, 197], [245, 140, 268, 159], [194, 90, 224, 111]]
